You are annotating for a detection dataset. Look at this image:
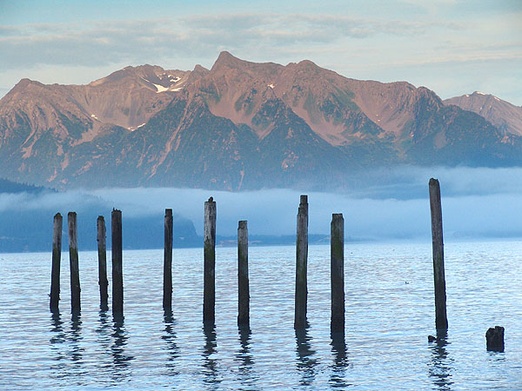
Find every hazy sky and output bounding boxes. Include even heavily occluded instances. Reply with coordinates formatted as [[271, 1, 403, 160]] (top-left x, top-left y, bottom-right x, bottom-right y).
[[1, 0, 521, 105]]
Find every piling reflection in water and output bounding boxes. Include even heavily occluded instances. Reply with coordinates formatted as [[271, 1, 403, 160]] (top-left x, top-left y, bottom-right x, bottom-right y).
[[428, 330, 454, 391], [235, 325, 259, 389], [48, 312, 86, 382], [69, 314, 83, 362], [49, 311, 66, 378], [295, 326, 318, 386], [329, 331, 351, 388], [95, 311, 112, 373], [202, 323, 221, 385], [111, 315, 133, 372], [162, 311, 180, 376], [49, 312, 65, 345]]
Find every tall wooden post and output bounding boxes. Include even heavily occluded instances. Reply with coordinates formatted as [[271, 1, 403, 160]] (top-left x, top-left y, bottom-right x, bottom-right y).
[[295, 195, 309, 329], [331, 213, 345, 334], [97, 216, 108, 311], [203, 197, 216, 324], [68, 212, 81, 315], [112, 209, 124, 318], [238, 220, 249, 326], [429, 178, 448, 330], [50, 213, 62, 313], [163, 209, 173, 312]]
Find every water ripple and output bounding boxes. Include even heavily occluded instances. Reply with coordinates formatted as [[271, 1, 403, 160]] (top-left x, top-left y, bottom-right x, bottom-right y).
[[1, 242, 522, 389]]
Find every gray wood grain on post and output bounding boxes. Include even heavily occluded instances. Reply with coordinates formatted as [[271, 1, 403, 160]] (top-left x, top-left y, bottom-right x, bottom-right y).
[[203, 197, 216, 324], [331, 213, 345, 334], [238, 220, 249, 326], [68, 212, 81, 315], [295, 195, 309, 329], [163, 209, 173, 312], [112, 209, 124, 318], [50, 213, 62, 313], [429, 178, 448, 330], [97, 216, 108, 311]]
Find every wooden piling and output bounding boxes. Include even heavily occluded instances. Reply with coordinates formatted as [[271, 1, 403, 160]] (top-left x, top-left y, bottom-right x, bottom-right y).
[[330, 213, 345, 334], [203, 197, 217, 324], [429, 178, 448, 330], [50, 213, 62, 313], [97, 216, 108, 311], [68, 212, 81, 315], [486, 326, 505, 352], [112, 209, 124, 318], [237, 220, 249, 326], [163, 209, 173, 312], [295, 195, 309, 329]]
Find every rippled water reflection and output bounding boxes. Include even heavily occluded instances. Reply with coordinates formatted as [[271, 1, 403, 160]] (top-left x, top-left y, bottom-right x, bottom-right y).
[[1, 241, 521, 389]]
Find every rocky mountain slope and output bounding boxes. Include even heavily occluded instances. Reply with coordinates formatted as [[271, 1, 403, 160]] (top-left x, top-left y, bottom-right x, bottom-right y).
[[444, 92, 522, 137], [1, 52, 521, 191]]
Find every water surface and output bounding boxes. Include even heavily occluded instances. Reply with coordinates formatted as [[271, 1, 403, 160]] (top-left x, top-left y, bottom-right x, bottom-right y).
[[1, 241, 521, 390]]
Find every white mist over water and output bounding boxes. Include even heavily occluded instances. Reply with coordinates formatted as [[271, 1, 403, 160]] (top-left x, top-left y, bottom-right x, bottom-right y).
[[2, 166, 522, 243], [79, 166, 522, 241]]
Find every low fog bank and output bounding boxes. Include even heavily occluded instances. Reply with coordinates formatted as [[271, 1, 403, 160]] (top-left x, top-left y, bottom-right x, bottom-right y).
[[87, 166, 522, 240], [90, 167, 522, 240], [88, 188, 522, 242], [2, 166, 522, 251], [0, 190, 199, 252], [342, 165, 522, 200], [87, 187, 427, 240]]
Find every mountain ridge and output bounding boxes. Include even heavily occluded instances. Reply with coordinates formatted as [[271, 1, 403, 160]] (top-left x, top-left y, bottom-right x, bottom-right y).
[[444, 91, 522, 137], [1, 51, 521, 191]]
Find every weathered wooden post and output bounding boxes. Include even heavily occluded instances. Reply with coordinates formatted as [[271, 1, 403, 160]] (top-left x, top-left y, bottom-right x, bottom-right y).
[[68, 212, 81, 315], [112, 209, 124, 318], [97, 216, 108, 311], [331, 213, 345, 334], [203, 197, 216, 324], [295, 195, 309, 329], [486, 326, 505, 352], [429, 178, 448, 330], [238, 220, 249, 326], [50, 213, 62, 313], [163, 208, 173, 312]]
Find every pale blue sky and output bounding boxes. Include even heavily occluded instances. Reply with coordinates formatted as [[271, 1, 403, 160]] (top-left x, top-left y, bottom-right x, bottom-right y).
[[1, 0, 521, 104]]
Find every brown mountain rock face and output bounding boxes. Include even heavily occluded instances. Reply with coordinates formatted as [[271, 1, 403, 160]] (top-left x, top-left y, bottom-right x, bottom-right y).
[[444, 92, 522, 137], [0, 52, 520, 190], [80, 65, 191, 131]]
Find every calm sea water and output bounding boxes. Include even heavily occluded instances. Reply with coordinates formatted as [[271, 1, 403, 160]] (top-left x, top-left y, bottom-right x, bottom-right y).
[[1, 241, 521, 390]]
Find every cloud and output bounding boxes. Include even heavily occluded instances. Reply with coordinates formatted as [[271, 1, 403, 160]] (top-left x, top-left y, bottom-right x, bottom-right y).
[[0, 13, 461, 72], [23, 166, 522, 241], [1, 4, 520, 105], [2, 166, 522, 244]]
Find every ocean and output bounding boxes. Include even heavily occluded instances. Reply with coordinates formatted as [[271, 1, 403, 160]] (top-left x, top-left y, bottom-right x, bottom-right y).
[[1, 241, 521, 390]]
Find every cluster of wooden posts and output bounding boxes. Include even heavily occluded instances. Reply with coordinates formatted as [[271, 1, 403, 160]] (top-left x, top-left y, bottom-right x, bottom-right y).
[[49, 194, 344, 332], [48, 179, 504, 349]]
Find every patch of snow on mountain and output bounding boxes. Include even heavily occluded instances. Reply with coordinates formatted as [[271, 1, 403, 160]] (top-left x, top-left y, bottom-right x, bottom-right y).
[[154, 83, 169, 93], [128, 123, 147, 131]]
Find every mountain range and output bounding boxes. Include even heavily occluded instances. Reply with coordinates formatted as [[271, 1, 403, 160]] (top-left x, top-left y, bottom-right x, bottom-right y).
[[1, 51, 521, 191]]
